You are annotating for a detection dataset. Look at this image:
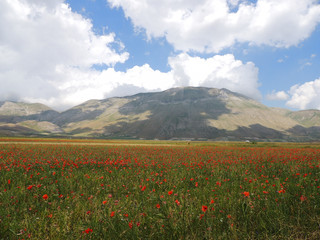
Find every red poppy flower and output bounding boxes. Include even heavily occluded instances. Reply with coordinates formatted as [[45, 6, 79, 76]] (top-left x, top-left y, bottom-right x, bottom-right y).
[[202, 205, 208, 212], [102, 200, 107, 205], [27, 185, 33, 190], [168, 190, 173, 195], [83, 228, 93, 234], [42, 194, 48, 200], [243, 191, 250, 197], [156, 204, 160, 209], [129, 221, 133, 229], [300, 195, 307, 202], [110, 211, 115, 217]]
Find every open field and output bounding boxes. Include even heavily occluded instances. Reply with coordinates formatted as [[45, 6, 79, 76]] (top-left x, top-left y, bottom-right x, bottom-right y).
[[0, 138, 320, 239]]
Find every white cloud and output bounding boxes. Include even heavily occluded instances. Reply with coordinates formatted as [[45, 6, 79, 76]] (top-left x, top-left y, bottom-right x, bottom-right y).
[[286, 79, 320, 110], [108, 0, 320, 53], [0, 0, 128, 108], [23, 53, 261, 110], [168, 53, 261, 99], [23, 63, 175, 109], [0, 0, 261, 110], [266, 91, 289, 101]]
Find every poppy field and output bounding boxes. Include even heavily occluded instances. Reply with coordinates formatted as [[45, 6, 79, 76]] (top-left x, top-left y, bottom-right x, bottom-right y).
[[0, 140, 320, 239]]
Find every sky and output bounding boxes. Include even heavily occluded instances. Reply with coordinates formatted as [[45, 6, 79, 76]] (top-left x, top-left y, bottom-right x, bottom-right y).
[[0, 0, 320, 111]]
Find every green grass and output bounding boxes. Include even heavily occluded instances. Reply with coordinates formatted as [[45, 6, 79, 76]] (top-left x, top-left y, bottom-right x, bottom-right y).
[[0, 139, 320, 239]]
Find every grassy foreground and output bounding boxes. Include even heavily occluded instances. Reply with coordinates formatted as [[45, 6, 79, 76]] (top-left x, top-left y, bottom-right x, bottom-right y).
[[0, 139, 320, 239]]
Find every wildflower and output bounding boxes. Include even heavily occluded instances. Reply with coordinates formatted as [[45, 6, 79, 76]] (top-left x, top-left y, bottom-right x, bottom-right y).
[[129, 221, 133, 229], [42, 194, 48, 200], [243, 191, 250, 197], [102, 200, 107, 205], [27, 185, 33, 190], [300, 195, 307, 202], [202, 205, 208, 212], [168, 190, 173, 195], [110, 211, 115, 217], [156, 204, 161, 209], [83, 228, 93, 234], [141, 186, 146, 191], [175, 200, 180, 206]]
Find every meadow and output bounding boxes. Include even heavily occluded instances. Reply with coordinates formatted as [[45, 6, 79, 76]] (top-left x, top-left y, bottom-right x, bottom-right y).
[[0, 139, 319, 239]]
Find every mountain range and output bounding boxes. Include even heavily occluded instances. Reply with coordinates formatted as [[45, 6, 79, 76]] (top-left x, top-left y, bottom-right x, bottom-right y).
[[1, 87, 320, 141]]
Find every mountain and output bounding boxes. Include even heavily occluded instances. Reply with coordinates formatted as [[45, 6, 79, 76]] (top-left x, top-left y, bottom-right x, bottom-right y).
[[0, 101, 62, 136], [0, 87, 320, 141]]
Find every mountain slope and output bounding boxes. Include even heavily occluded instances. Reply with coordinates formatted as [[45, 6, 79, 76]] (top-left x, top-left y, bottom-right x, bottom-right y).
[[286, 110, 320, 127], [0, 88, 319, 141], [51, 87, 318, 140], [0, 101, 61, 135]]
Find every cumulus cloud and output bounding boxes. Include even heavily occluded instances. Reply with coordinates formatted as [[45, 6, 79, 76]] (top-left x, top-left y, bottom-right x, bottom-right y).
[[169, 53, 260, 99], [266, 91, 289, 101], [286, 79, 320, 110], [268, 79, 320, 110], [0, 0, 261, 110], [23, 54, 260, 109], [108, 0, 320, 53], [0, 0, 128, 109]]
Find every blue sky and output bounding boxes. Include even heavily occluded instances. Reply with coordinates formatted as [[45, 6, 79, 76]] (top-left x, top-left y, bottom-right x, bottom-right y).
[[1, 0, 320, 110]]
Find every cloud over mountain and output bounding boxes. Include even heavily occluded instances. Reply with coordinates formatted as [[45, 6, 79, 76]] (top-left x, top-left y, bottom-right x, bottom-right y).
[[1, 0, 319, 111], [286, 78, 320, 110], [0, 0, 260, 110]]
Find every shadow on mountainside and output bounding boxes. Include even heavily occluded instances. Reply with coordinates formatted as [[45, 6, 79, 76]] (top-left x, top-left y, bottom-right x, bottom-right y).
[[286, 125, 320, 139], [102, 88, 301, 140], [228, 124, 285, 140], [53, 109, 105, 126], [0, 110, 59, 123], [102, 88, 232, 139]]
